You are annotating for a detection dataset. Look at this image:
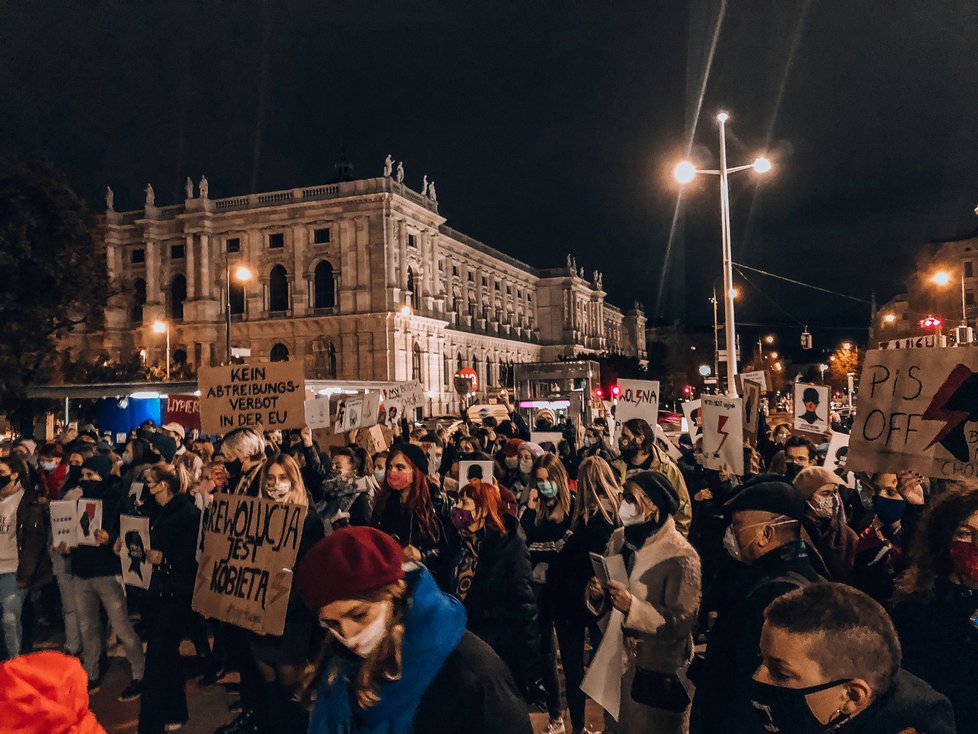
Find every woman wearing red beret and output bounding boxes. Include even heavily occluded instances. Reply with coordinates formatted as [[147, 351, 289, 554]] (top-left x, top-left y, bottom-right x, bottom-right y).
[[296, 526, 532, 734]]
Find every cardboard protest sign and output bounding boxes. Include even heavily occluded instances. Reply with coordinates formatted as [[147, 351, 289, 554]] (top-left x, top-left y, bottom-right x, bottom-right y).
[[614, 380, 660, 425], [823, 432, 850, 473], [164, 394, 201, 432], [681, 400, 702, 444], [379, 382, 424, 426], [334, 392, 381, 433], [700, 396, 745, 475], [739, 370, 770, 392], [192, 493, 307, 636], [120, 515, 152, 590], [466, 404, 510, 425], [653, 422, 683, 462], [742, 380, 762, 441], [76, 499, 103, 547], [50, 500, 79, 547], [847, 348, 978, 480], [304, 398, 331, 430], [793, 382, 830, 435], [459, 460, 495, 485], [531, 432, 564, 449], [198, 361, 306, 434]]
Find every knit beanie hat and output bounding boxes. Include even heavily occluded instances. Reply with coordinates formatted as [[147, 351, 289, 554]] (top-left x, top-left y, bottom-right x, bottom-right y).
[[625, 471, 680, 517], [501, 438, 524, 458], [0, 652, 106, 734], [149, 433, 178, 463], [391, 442, 429, 476], [520, 442, 546, 459], [793, 466, 844, 501], [81, 455, 113, 481], [296, 527, 404, 611]]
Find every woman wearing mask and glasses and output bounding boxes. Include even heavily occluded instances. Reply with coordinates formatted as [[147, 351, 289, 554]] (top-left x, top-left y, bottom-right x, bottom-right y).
[[520, 453, 578, 734], [296, 527, 532, 733], [586, 471, 701, 734], [891, 486, 978, 732], [444, 478, 544, 705]]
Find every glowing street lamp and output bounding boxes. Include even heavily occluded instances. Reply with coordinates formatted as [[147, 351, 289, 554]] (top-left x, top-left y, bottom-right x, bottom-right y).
[[764, 335, 775, 344], [152, 320, 170, 381], [930, 269, 968, 325], [674, 110, 773, 397], [225, 261, 255, 363], [882, 313, 896, 324]]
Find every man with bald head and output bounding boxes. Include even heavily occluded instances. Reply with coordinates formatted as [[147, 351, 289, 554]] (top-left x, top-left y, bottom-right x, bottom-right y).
[[690, 475, 824, 734]]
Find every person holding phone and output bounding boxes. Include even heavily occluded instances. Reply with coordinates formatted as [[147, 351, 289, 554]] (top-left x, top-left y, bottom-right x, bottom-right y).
[[586, 471, 701, 734]]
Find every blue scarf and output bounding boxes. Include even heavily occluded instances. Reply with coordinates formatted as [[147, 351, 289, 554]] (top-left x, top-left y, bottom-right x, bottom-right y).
[[310, 567, 467, 734]]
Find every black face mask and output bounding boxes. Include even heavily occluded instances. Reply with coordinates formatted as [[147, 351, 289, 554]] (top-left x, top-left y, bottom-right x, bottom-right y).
[[79, 479, 102, 496], [750, 678, 852, 734], [66, 466, 82, 486], [784, 463, 804, 481], [0, 475, 11, 491], [225, 459, 244, 478]]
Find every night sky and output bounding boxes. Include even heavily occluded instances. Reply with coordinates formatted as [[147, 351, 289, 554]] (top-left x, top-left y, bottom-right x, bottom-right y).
[[2, 1, 977, 358]]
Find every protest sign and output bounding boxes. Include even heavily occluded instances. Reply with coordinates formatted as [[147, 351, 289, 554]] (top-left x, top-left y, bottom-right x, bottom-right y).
[[304, 398, 331, 430], [738, 370, 770, 392], [531, 432, 564, 448], [743, 380, 762, 441], [614, 380, 660, 425], [164, 394, 201, 432], [192, 493, 307, 636], [76, 499, 103, 547], [793, 382, 830, 435], [334, 392, 381, 433], [50, 500, 79, 547], [466, 404, 510, 425], [681, 400, 702, 444], [379, 382, 425, 426], [847, 348, 978, 479], [459, 460, 495, 485], [120, 515, 152, 590], [653, 422, 683, 462], [128, 481, 144, 506], [823, 432, 850, 473], [701, 396, 745, 475], [198, 361, 306, 434]]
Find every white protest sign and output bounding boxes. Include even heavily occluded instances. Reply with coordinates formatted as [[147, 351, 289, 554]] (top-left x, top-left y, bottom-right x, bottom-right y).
[[50, 500, 79, 547], [614, 379, 660, 425], [304, 398, 331, 430], [823, 432, 850, 473], [848, 348, 978, 479], [466, 404, 510, 425], [379, 382, 425, 426], [531, 431, 564, 448], [739, 370, 770, 392], [794, 382, 830, 435], [681, 400, 702, 444], [701, 396, 745, 475], [878, 335, 947, 350], [119, 515, 152, 590], [653, 422, 683, 462], [76, 499, 103, 547], [743, 380, 762, 441], [458, 460, 495, 484], [334, 392, 381, 433]]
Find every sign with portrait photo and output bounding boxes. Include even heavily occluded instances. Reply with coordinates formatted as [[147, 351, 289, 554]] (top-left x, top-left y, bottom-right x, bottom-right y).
[[120, 515, 153, 590], [681, 400, 702, 444], [458, 460, 495, 486], [793, 382, 830, 435]]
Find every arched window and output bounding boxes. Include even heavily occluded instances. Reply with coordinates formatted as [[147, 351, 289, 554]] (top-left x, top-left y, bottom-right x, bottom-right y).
[[497, 359, 506, 385], [443, 353, 450, 387], [269, 265, 289, 312], [172, 349, 187, 365], [314, 261, 335, 309], [406, 267, 415, 294], [327, 340, 337, 379], [270, 343, 290, 362], [457, 352, 463, 371], [229, 282, 245, 315], [485, 356, 493, 387], [132, 278, 146, 324], [168, 274, 186, 321], [412, 342, 423, 382]]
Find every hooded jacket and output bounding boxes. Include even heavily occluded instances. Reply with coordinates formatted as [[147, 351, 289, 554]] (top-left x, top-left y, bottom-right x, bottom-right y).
[[831, 669, 956, 734], [147, 492, 200, 598]]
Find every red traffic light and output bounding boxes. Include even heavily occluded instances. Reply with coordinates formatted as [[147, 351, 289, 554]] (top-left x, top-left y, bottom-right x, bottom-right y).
[[683, 385, 693, 397], [610, 384, 622, 398], [920, 315, 942, 329], [593, 387, 604, 399]]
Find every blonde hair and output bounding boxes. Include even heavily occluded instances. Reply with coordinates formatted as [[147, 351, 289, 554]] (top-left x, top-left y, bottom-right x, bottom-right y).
[[219, 428, 265, 461], [259, 454, 309, 507], [148, 463, 191, 497], [533, 453, 573, 525], [573, 455, 622, 527], [298, 580, 408, 709]]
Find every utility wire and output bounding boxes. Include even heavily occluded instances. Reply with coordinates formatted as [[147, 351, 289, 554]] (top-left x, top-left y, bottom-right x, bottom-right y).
[[733, 262, 872, 304], [734, 266, 805, 326]]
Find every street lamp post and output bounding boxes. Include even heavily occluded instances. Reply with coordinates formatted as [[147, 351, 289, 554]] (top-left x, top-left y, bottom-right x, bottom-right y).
[[675, 111, 771, 397], [225, 259, 254, 364], [152, 320, 170, 381]]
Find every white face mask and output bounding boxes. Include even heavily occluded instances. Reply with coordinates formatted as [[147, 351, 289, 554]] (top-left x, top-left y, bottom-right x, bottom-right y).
[[519, 458, 533, 474], [266, 480, 292, 501], [505, 456, 519, 470], [808, 493, 837, 520], [618, 500, 644, 527], [374, 470, 386, 484], [330, 601, 390, 658]]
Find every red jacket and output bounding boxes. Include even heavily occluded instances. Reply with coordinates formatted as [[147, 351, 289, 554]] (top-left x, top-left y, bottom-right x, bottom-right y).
[[38, 463, 68, 499]]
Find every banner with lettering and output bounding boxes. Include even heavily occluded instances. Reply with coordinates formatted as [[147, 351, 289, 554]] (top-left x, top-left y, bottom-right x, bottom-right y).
[[164, 394, 201, 432], [614, 379, 660, 426], [192, 493, 307, 636], [848, 348, 978, 479], [198, 361, 306, 434]]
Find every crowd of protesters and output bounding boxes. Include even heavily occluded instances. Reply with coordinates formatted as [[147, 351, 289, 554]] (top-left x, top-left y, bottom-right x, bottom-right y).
[[0, 390, 975, 734]]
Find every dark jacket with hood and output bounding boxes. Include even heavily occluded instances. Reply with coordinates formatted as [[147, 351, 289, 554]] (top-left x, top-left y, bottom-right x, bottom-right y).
[[16, 483, 53, 590], [446, 513, 542, 688], [69, 475, 123, 579], [829, 669, 956, 734], [147, 492, 200, 599]]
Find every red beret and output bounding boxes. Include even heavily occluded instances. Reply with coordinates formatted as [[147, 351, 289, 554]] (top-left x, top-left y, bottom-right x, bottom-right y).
[[296, 527, 404, 611], [501, 438, 524, 457]]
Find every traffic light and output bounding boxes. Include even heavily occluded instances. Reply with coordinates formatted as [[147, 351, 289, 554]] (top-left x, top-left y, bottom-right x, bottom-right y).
[[683, 385, 693, 398], [920, 316, 942, 329], [610, 384, 622, 400], [593, 387, 604, 399]]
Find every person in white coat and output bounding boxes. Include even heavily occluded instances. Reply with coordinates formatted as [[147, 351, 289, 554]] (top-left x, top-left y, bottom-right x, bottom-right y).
[[586, 470, 701, 734]]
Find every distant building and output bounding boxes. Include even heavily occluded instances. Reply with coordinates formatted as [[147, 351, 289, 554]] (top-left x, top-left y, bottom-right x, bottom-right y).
[[88, 167, 646, 413], [876, 230, 978, 344]]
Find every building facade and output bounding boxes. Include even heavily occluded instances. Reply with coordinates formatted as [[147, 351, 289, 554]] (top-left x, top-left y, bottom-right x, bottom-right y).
[[96, 169, 647, 413]]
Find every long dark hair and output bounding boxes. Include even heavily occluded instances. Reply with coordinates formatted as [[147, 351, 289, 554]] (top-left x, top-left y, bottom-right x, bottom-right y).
[[895, 485, 978, 601], [371, 451, 442, 544]]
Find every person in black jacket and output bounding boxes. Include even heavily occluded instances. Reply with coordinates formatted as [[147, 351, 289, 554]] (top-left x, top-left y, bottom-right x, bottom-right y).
[[690, 476, 823, 734], [58, 455, 145, 697], [445, 478, 543, 699], [751, 582, 955, 734], [296, 526, 532, 734], [891, 486, 978, 733], [132, 463, 200, 734]]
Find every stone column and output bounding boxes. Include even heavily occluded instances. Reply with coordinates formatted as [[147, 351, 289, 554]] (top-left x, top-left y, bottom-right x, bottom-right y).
[[185, 234, 196, 299], [199, 234, 211, 300], [145, 239, 161, 304], [398, 220, 408, 291]]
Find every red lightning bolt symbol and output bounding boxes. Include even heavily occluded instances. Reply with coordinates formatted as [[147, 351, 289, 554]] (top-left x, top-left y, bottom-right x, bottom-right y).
[[716, 415, 730, 450], [923, 363, 973, 450]]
